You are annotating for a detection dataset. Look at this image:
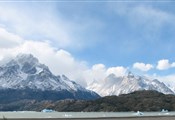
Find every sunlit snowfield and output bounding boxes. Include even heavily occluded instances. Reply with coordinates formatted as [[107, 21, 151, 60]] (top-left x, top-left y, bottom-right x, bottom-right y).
[[0, 111, 175, 119]]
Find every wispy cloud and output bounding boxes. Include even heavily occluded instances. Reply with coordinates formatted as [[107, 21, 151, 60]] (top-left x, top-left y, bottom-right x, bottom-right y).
[[0, 3, 103, 49], [109, 3, 175, 43], [130, 5, 174, 27], [110, 3, 175, 27], [0, 3, 73, 48]]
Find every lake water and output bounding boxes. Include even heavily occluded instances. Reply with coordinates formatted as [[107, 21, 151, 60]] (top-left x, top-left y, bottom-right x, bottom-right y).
[[0, 111, 175, 119]]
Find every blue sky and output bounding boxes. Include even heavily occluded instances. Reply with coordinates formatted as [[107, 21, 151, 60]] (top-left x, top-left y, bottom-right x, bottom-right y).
[[0, 1, 175, 86]]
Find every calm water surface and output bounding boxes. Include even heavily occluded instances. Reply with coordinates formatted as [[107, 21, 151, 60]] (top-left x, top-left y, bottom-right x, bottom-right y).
[[0, 111, 175, 119]]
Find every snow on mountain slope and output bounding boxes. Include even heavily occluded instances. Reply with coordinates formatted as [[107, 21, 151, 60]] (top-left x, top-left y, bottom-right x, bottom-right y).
[[87, 72, 174, 96], [0, 54, 99, 99]]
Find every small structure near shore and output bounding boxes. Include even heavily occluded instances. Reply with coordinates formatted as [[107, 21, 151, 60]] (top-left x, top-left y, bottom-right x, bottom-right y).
[[136, 111, 144, 116], [161, 109, 168, 113], [41, 109, 54, 113]]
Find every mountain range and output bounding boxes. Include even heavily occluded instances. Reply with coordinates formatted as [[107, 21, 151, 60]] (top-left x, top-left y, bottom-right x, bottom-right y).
[[0, 54, 100, 101], [87, 72, 174, 96], [0, 53, 175, 103]]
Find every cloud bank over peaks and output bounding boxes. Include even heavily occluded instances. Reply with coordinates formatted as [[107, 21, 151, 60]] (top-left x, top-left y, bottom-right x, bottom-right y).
[[107, 66, 127, 76], [83, 64, 127, 85], [0, 27, 128, 87], [0, 27, 175, 87]]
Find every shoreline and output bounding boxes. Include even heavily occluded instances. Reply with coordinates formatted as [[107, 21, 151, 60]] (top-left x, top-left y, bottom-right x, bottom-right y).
[[2, 116, 175, 120]]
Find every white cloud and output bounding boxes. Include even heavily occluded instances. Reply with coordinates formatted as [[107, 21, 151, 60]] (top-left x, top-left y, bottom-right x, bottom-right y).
[[0, 40, 88, 86], [86, 64, 107, 82], [156, 59, 175, 70], [84, 64, 127, 85], [172, 62, 175, 67], [0, 27, 23, 48], [0, 27, 87, 85], [107, 66, 127, 76], [133, 62, 153, 71]]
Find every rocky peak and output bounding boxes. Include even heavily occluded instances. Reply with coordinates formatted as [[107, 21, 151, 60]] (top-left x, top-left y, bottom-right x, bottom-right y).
[[62, 74, 70, 81], [15, 54, 39, 66], [2, 54, 51, 75], [106, 73, 117, 79], [127, 71, 135, 78]]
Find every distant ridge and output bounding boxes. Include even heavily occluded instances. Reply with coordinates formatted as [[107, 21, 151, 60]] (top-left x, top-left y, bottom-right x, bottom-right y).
[[87, 72, 174, 96], [1, 90, 175, 111]]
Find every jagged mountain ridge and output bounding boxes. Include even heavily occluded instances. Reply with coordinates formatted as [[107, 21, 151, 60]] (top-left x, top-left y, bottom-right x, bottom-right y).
[[0, 54, 100, 100], [87, 72, 174, 96]]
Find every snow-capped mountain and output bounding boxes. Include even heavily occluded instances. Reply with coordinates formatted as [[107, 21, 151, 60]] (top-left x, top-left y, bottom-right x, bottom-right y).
[[87, 72, 174, 96], [0, 54, 100, 100]]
